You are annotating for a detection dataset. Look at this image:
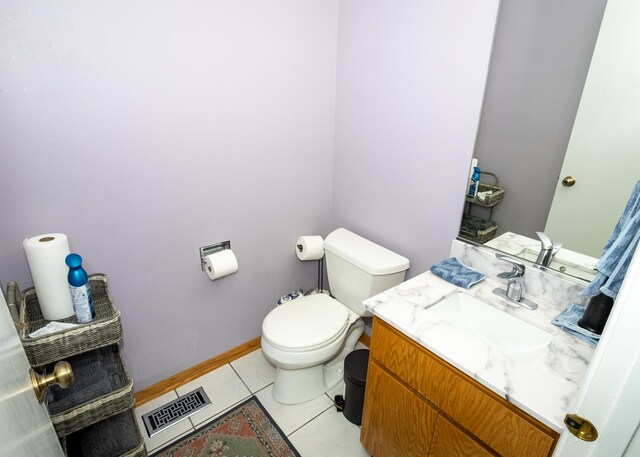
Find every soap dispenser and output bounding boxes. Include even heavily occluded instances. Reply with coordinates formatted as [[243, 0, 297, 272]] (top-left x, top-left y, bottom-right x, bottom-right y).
[[578, 293, 614, 334]]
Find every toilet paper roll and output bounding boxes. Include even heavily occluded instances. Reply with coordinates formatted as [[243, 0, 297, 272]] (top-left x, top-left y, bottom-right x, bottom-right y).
[[23, 233, 75, 320], [205, 249, 238, 280], [296, 235, 324, 261]]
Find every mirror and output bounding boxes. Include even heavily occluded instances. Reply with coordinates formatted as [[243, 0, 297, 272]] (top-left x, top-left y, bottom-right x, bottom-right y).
[[458, 1, 640, 281]]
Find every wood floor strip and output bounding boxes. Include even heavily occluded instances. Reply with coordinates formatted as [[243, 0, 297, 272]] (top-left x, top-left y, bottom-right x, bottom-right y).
[[134, 336, 261, 407], [135, 331, 372, 407]]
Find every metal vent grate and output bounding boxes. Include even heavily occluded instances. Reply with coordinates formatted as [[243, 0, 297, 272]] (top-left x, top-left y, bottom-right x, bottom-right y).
[[142, 387, 211, 437]]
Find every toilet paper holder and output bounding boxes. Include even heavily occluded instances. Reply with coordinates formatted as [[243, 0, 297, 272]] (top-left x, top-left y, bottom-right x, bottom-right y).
[[199, 241, 231, 271]]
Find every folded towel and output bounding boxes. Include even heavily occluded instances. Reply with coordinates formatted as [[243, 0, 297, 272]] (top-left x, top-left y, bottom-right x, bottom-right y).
[[430, 257, 486, 289], [47, 361, 106, 401], [46, 351, 122, 414], [80, 411, 140, 457], [582, 181, 640, 299], [551, 304, 600, 347], [460, 215, 496, 238], [47, 378, 112, 415]]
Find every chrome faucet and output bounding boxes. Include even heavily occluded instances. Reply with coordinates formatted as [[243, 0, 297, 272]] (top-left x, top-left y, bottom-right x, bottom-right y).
[[535, 232, 563, 267], [493, 253, 538, 310]]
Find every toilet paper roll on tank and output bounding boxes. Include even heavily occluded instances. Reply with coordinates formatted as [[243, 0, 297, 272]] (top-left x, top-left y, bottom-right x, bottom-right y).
[[23, 233, 76, 320], [204, 249, 238, 280], [296, 235, 325, 261]]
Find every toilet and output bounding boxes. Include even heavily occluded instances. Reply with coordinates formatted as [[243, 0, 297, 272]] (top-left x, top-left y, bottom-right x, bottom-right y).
[[261, 228, 410, 404]]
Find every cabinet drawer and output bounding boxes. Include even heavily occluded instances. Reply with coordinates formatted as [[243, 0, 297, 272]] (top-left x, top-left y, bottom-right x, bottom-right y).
[[370, 318, 557, 457], [361, 360, 438, 457]]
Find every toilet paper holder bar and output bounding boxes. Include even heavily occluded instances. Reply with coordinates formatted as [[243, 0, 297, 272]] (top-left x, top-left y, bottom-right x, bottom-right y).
[[199, 241, 231, 271]]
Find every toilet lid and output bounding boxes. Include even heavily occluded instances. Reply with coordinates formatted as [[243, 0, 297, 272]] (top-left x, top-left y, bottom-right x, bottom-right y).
[[262, 294, 350, 352]]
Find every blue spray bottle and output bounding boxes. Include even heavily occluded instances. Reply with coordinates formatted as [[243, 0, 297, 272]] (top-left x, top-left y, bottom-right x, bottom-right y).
[[65, 253, 95, 323], [467, 167, 481, 198]]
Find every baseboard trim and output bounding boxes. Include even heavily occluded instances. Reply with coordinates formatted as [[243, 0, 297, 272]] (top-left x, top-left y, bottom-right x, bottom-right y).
[[134, 336, 261, 407], [135, 331, 372, 407]]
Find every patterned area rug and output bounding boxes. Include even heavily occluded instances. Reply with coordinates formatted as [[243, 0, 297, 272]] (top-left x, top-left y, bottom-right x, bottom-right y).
[[150, 396, 301, 457]]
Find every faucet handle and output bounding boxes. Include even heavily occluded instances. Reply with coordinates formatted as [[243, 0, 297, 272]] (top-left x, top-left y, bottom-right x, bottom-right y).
[[537, 231, 563, 253], [536, 231, 552, 249], [496, 253, 525, 278], [536, 231, 563, 266], [506, 277, 524, 302]]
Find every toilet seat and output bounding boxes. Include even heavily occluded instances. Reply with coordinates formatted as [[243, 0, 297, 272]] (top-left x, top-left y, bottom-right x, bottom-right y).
[[262, 294, 349, 352]]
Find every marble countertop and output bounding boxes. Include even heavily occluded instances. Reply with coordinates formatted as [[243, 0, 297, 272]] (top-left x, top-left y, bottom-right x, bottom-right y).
[[364, 270, 595, 433]]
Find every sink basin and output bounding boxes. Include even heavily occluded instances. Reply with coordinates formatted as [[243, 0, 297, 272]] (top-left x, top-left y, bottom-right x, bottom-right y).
[[518, 249, 596, 281], [428, 292, 553, 353]]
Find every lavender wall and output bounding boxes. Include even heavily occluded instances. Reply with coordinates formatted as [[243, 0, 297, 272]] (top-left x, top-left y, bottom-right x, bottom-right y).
[[0, 1, 603, 392], [0, 1, 338, 389], [331, 0, 499, 276]]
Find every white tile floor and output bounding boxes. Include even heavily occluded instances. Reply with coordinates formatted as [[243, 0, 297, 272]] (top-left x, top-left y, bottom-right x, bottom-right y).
[[134, 344, 372, 456]]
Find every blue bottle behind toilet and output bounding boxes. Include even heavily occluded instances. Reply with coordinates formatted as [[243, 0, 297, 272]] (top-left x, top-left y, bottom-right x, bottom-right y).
[[65, 253, 95, 323]]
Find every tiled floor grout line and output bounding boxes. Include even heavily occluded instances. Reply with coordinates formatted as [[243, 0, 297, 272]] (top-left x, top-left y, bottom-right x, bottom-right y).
[[253, 382, 273, 396], [228, 362, 255, 394], [286, 403, 336, 437]]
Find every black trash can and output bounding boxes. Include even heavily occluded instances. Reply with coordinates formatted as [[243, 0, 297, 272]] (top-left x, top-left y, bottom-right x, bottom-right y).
[[341, 349, 369, 425]]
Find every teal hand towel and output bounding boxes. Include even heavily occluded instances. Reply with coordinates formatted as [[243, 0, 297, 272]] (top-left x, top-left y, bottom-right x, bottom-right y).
[[551, 304, 600, 347], [581, 181, 640, 300], [430, 258, 485, 289]]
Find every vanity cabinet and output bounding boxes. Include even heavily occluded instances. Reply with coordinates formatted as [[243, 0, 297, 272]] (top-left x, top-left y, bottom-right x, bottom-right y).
[[361, 318, 559, 457]]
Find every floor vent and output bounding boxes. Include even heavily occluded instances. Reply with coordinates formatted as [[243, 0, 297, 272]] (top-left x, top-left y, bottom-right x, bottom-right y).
[[142, 387, 211, 437]]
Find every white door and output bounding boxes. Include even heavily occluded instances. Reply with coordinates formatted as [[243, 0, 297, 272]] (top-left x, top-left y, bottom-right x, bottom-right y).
[[0, 284, 64, 457], [544, 0, 640, 259], [551, 1, 640, 454], [554, 242, 640, 456]]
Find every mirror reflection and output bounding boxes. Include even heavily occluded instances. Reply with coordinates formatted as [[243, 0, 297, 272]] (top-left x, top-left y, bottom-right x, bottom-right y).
[[458, 1, 640, 281]]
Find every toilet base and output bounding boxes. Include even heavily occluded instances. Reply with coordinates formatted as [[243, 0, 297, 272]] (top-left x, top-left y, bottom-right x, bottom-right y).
[[272, 364, 328, 404], [269, 319, 364, 405]]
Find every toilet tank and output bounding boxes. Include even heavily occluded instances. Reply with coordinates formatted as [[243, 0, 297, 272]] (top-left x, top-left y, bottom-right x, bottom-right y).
[[324, 228, 410, 316]]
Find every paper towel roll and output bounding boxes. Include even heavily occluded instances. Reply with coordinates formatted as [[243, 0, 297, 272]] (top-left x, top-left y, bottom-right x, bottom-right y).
[[205, 249, 238, 280], [23, 233, 75, 320], [296, 236, 324, 261]]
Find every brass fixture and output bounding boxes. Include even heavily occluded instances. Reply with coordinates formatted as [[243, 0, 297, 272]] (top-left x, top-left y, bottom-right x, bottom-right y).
[[30, 361, 74, 403], [564, 413, 598, 442], [562, 176, 576, 187]]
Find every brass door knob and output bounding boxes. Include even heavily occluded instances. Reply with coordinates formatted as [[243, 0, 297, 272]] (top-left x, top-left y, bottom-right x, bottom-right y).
[[564, 413, 598, 442], [562, 176, 576, 187], [30, 361, 74, 403]]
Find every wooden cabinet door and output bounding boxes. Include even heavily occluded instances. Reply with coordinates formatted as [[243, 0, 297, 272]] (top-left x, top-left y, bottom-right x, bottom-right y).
[[429, 414, 495, 457], [361, 360, 438, 457]]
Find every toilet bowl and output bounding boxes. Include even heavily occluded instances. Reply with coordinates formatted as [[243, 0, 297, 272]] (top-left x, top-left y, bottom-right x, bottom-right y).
[[261, 294, 364, 404], [261, 228, 410, 405]]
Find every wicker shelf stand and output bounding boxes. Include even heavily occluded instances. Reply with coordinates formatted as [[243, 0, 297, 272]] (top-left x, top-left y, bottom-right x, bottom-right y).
[[5, 274, 146, 457]]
